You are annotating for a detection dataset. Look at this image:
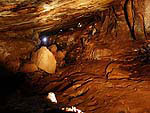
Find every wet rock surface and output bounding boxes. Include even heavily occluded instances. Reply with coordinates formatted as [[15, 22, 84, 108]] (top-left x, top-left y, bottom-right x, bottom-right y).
[[1, 0, 150, 113], [10, 60, 150, 113]]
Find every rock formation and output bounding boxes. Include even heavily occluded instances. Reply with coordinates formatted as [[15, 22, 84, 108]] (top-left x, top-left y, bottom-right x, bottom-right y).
[[0, 0, 114, 33], [1, 0, 150, 113], [20, 63, 38, 73], [32, 47, 56, 74]]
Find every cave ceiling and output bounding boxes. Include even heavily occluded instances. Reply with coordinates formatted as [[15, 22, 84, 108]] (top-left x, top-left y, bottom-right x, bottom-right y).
[[0, 0, 115, 33]]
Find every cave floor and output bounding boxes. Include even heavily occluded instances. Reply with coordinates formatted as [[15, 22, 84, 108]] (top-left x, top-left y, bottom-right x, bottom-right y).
[[47, 61, 150, 113], [3, 59, 150, 113], [1, 38, 150, 113]]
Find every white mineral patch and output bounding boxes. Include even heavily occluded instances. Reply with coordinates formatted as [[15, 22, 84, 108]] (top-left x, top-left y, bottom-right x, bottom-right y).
[[47, 92, 57, 103]]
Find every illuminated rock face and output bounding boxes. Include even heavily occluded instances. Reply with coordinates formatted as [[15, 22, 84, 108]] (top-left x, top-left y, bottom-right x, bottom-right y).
[[0, 0, 114, 34], [144, 0, 150, 32], [32, 47, 56, 74]]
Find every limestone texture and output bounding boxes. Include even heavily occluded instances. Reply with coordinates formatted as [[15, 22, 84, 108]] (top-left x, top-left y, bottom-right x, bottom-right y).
[[32, 47, 56, 74]]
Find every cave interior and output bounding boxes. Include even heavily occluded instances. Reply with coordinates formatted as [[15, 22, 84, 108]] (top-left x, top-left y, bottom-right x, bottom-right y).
[[0, 0, 150, 113]]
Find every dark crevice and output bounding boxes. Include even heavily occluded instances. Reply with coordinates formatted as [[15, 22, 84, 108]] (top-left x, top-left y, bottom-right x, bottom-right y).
[[58, 82, 74, 92], [39, 15, 96, 38], [112, 6, 118, 19], [124, 0, 136, 40], [142, 14, 147, 40], [104, 61, 115, 79], [112, 6, 118, 37]]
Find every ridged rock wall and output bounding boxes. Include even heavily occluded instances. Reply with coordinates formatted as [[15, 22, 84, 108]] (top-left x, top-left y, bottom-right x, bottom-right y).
[[0, 0, 115, 69], [0, 0, 150, 71], [1, 1, 150, 113], [0, 0, 114, 33]]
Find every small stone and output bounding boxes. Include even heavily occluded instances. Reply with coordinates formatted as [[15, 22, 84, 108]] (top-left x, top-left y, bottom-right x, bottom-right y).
[[56, 50, 66, 67], [32, 47, 56, 74], [48, 44, 57, 55], [20, 63, 38, 73], [56, 50, 66, 61]]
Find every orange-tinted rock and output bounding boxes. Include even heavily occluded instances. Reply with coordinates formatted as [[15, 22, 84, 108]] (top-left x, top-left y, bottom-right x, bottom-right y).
[[48, 44, 57, 55], [108, 68, 130, 79], [106, 63, 131, 79], [101, 15, 110, 33], [127, 0, 134, 28], [56, 51, 66, 61], [20, 63, 38, 73], [32, 47, 56, 74], [55, 50, 67, 67], [93, 48, 112, 60], [106, 63, 121, 73]]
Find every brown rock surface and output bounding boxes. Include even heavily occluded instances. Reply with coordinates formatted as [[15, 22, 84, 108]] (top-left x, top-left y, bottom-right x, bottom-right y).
[[20, 63, 38, 73], [32, 47, 56, 74], [105, 62, 131, 79], [21, 62, 150, 113], [56, 51, 66, 61], [48, 44, 57, 55], [0, 38, 35, 63], [92, 48, 113, 60], [6, 59, 20, 72], [1, 0, 150, 113], [0, 0, 114, 33], [107, 68, 131, 79]]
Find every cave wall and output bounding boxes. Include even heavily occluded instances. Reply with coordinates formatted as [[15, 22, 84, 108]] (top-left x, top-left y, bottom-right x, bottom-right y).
[[1, 0, 150, 39], [144, 0, 150, 33], [0, 0, 150, 70]]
